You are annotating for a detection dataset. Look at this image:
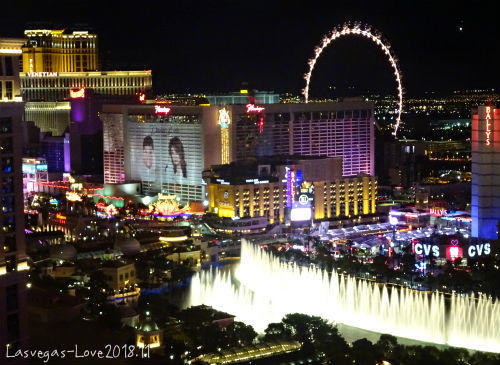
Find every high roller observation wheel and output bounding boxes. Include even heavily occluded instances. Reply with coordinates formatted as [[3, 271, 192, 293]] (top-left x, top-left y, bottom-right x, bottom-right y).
[[303, 22, 404, 137]]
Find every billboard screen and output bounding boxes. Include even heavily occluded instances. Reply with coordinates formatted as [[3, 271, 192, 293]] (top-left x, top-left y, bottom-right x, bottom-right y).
[[127, 115, 204, 202], [291, 207, 312, 221]]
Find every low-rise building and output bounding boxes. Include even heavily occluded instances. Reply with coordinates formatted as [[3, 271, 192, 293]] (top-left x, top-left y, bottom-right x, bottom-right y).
[[101, 261, 137, 295], [135, 311, 162, 350]]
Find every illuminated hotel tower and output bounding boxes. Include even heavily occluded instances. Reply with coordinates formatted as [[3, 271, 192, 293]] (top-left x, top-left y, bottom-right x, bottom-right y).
[[472, 105, 500, 239], [22, 29, 98, 73], [18, 27, 151, 138], [0, 46, 28, 352]]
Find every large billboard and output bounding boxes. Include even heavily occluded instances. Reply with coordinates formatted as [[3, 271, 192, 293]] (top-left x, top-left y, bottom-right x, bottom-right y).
[[290, 181, 314, 222], [127, 115, 204, 202]]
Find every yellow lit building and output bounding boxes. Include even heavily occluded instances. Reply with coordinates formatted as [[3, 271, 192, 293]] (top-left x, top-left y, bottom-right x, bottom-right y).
[[208, 175, 377, 224], [101, 261, 137, 294], [20, 70, 152, 101], [20, 70, 152, 136], [135, 312, 162, 349], [22, 29, 98, 73], [0, 38, 24, 102]]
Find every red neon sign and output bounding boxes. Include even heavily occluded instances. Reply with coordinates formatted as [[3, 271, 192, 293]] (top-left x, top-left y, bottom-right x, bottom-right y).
[[154, 105, 171, 115], [430, 208, 447, 217], [485, 106, 492, 146], [259, 116, 264, 133], [446, 239, 462, 261], [246, 103, 265, 113], [405, 213, 418, 219], [70, 88, 85, 99]]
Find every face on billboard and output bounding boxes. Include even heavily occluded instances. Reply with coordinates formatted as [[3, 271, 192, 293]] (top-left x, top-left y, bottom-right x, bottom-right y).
[[127, 116, 203, 201], [143, 136, 154, 169], [168, 136, 187, 178]]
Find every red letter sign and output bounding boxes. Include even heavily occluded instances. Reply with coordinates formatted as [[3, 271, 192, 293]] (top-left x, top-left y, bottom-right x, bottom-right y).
[[485, 106, 492, 146], [154, 105, 171, 115]]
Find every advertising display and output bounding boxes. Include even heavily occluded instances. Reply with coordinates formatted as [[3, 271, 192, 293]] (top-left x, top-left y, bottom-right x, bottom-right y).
[[103, 114, 125, 184], [412, 237, 492, 260], [127, 115, 204, 202], [290, 181, 314, 222], [290, 207, 312, 221]]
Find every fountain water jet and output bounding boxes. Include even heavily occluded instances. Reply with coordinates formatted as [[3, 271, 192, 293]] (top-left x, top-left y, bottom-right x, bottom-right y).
[[187, 239, 500, 353]]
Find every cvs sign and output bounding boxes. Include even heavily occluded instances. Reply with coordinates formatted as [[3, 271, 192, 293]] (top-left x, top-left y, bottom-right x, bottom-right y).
[[414, 243, 440, 257], [467, 243, 491, 258]]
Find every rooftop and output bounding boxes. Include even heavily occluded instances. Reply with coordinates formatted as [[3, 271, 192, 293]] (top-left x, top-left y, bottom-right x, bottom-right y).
[[101, 260, 134, 269]]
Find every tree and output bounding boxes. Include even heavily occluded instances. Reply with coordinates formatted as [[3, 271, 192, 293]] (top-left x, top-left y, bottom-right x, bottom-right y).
[[376, 334, 398, 363], [280, 313, 347, 357], [263, 322, 291, 342], [229, 322, 257, 346], [350, 338, 380, 365], [86, 270, 110, 316], [372, 255, 389, 277]]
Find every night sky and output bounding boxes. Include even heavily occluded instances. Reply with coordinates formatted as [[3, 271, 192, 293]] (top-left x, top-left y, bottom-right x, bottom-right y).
[[2, 0, 498, 97]]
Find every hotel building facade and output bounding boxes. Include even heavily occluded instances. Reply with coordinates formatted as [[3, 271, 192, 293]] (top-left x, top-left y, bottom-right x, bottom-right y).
[[16, 28, 152, 138], [101, 104, 222, 203], [207, 156, 377, 224], [472, 105, 500, 239], [20, 70, 152, 136], [228, 99, 375, 177], [101, 99, 376, 204], [0, 102, 29, 354], [0, 38, 24, 102], [20, 70, 152, 102], [22, 29, 98, 73]]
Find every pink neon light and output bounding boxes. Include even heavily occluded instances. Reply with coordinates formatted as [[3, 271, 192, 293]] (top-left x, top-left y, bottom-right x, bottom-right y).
[[446, 244, 462, 261], [155, 105, 171, 115], [139, 93, 146, 102], [70, 88, 85, 98], [405, 213, 418, 219], [485, 106, 492, 146], [246, 103, 265, 113], [430, 208, 446, 217]]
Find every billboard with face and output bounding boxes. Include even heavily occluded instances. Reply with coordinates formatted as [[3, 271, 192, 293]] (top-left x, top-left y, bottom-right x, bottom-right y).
[[103, 114, 125, 184], [127, 115, 204, 202]]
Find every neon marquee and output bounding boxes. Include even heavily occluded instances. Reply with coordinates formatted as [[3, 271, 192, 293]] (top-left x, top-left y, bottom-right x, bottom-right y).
[[485, 106, 492, 146], [70, 88, 85, 99], [218, 108, 231, 128], [27, 72, 58, 77], [405, 213, 419, 219], [246, 104, 265, 113], [154, 105, 171, 115], [430, 208, 447, 217]]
